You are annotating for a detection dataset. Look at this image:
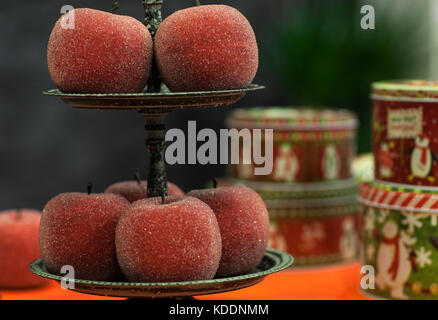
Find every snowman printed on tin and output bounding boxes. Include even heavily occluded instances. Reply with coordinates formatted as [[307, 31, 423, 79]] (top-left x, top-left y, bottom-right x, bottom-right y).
[[299, 221, 326, 252], [378, 142, 395, 178], [376, 220, 416, 300], [339, 217, 358, 260], [268, 222, 288, 252], [273, 144, 299, 182], [408, 134, 438, 183], [322, 144, 341, 180], [236, 142, 254, 180]]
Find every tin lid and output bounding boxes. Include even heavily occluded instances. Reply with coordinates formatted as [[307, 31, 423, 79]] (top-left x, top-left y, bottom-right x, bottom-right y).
[[229, 178, 358, 208], [359, 181, 438, 214], [227, 107, 358, 131], [372, 80, 438, 101], [268, 202, 357, 219]]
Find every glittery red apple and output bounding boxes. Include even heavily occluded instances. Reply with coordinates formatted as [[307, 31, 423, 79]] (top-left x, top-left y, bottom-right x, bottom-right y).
[[188, 186, 270, 277], [105, 180, 184, 203], [0, 209, 48, 289], [154, 5, 259, 92], [47, 8, 153, 93], [39, 187, 130, 281], [115, 196, 222, 282]]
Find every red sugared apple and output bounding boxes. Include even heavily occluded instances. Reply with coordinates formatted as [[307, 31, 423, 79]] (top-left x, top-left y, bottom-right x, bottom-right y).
[[0, 209, 48, 289], [39, 189, 130, 281], [105, 180, 184, 203], [188, 186, 270, 277], [115, 196, 222, 282], [154, 5, 259, 92], [47, 8, 153, 93]]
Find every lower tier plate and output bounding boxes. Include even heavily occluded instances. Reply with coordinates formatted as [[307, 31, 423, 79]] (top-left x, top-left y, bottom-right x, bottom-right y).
[[29, 248, 293, 299]]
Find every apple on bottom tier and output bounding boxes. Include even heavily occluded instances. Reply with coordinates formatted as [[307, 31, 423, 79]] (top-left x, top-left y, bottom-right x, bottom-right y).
[[39, 185, 270, 283], [105, 180, 184, 203], [0, 209, 48, 289], [39, 191, 130, 281], [115, 196, 222, 282], [188, 186, 270, 278]]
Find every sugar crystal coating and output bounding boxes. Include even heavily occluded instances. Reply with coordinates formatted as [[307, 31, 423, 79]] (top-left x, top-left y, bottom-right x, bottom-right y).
[[0, 209, 48, 289], [105, 180, 184, 203], [39, 193, 130, 281], [115, 196, 222, 282], [47, 8, 153, 93], [155, 5, 259, 92], [188, 186, 270, 277]]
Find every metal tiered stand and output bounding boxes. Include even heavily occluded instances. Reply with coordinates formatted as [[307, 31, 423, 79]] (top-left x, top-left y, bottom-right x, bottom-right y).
[[30, 0, 294, 299]]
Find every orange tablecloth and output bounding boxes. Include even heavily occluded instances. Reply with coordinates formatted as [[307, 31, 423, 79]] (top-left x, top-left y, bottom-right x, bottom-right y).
[[1, 263, 368, 300]]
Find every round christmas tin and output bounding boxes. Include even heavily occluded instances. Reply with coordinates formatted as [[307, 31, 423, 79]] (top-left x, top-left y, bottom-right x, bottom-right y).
[[237, 178, 360, 267], [227, 107, 358, 183], [372, 80, 438, 188], [359, 181, 438, 300]]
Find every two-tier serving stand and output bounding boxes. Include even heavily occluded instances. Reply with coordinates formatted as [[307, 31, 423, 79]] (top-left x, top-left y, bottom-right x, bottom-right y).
[[30, 0, 293, 299]]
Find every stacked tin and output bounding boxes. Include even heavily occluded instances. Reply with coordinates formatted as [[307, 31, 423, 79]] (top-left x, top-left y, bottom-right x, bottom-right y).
[[226, 107, 359, 267], [360, 80, 438, 300]]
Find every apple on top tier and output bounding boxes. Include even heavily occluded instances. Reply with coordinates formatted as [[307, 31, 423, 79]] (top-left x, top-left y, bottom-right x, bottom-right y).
[[47, 5, 258, 94], [155, 5, 259, 92], [47, 8, 153, 93]]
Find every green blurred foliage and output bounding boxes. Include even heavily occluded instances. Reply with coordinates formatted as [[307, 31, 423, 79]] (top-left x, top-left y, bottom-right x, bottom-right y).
[[262, 0, 428, 153]]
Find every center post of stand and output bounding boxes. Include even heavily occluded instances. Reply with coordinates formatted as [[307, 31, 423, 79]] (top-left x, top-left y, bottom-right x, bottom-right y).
[[142, 0, 167, 198], [143, 113, 168, 198]]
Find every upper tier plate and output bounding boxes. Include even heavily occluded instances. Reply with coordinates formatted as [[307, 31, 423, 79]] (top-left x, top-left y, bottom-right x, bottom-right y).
[[43, 84, 264, 112]]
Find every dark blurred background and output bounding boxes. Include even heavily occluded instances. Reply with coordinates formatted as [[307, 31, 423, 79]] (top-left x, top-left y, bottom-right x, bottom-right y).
[[0, 0, 431, 210]]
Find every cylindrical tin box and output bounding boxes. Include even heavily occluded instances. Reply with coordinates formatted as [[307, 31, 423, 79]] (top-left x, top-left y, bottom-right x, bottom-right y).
[[227, 107, 358, 183], [232, 178, 360, 267], [372, 80, 438, 188], [359, 181, 438, 300], [225, 107, 360, 267]]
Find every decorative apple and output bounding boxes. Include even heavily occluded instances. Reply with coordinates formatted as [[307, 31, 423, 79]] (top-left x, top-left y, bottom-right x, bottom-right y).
[[0, 209, 48, 289], [115, 195, 222, 282], [154, 4, 259, 92], [47, 8, 153, 93], [188, 186, 270, 277], [39, 185, 130, 281], [105, 175, 184, 203]]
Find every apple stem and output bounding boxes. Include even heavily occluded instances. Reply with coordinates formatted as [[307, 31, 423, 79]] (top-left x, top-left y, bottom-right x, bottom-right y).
[[87, 182, 93, 195], [16, 207, 23, 221], [134, 172, 142, 185], [110, 1, 120, 13], [212, 178, 218, 189]]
